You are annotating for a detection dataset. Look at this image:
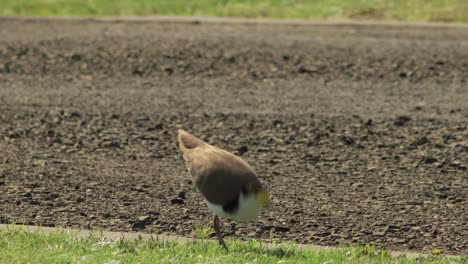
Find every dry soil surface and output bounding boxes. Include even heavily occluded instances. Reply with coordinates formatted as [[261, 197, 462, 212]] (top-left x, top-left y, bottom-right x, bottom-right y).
[[0, 17, 467, 254]]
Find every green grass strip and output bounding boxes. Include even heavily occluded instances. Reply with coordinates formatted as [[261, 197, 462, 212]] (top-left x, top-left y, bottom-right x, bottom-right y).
[[0, 0, 467, 23], [0, 226, 465, 264]]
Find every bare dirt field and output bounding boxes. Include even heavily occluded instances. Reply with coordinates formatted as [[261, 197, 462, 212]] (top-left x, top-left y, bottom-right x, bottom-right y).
[[0, 17, 467, 255]]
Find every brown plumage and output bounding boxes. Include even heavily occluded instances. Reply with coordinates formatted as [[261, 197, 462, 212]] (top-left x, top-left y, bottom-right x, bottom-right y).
[[177, 129, 268, 250], [177, 129, 263, 205]]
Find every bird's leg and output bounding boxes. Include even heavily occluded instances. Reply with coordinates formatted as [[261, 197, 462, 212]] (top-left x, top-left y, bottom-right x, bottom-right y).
[[213, 215, 228, 251]]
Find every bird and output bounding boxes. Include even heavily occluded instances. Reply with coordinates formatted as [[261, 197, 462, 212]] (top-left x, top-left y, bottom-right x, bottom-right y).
[[177, 129, 269, 250]]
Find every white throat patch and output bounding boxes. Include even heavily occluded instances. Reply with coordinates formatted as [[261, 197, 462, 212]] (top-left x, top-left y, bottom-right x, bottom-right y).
[[205, 192, 262, 223]]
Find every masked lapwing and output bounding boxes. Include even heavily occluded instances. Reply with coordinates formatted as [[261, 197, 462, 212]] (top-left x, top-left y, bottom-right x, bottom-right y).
[[177, 129, 269, 250]]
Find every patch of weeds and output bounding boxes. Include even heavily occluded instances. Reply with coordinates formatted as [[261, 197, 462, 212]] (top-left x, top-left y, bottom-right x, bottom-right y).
[[193, 226, 212, 239]]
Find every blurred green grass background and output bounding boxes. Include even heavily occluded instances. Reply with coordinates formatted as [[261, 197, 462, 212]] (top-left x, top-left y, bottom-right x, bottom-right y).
[[0, 0, 467, 22]]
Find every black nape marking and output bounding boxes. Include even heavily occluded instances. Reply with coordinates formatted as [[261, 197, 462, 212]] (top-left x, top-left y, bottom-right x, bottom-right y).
[[222, 194, 240, 214], [240, 186, 248, 194], [222, 186, 249, 214]]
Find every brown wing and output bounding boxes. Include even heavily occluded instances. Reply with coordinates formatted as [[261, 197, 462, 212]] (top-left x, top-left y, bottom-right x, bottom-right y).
[[177, 129, 262, 205]]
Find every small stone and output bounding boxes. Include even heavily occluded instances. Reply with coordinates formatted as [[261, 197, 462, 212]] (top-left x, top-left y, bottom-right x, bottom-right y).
[[70, 54, 81, 61], [138, 215, 150, 221], [162, 66, 174, 75], [102, 141, 121, 149], [69, 111, 81, 118], [131, 216, 153, 229], [424, 156, 438, 164], [132, 66, 144, 76], [340, 135, 355, 145], [332, 232, 348, 238], [298, 65, 318, 73], [274, 225, 290, 232], [87, 181, 99, 187], [352, 182, 364, 188], [147, 122, 163, 131], [391, 238, 406, 243], [394, 116, 411, 126], [177, 191, 186, 200], [272, 119, 284, 126], [411, 137, 429, 147], [238, 146, 249, 155], [373, 231, 386, 236], [170, 198, 184, 205]]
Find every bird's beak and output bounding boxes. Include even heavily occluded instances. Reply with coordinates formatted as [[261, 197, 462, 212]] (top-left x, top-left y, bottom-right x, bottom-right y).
[[256, 188, 270, 208]]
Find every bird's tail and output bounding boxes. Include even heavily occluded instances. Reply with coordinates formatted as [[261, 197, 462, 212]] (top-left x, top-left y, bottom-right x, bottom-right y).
[[177, 129, 206, 152]]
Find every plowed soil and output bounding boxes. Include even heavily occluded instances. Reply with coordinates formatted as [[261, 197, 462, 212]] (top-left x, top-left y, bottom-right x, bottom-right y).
[[0, 17, 467, 254]]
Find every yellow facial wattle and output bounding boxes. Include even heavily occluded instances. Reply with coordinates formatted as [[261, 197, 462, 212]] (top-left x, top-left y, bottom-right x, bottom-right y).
[[256, 188, 269, 207]]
